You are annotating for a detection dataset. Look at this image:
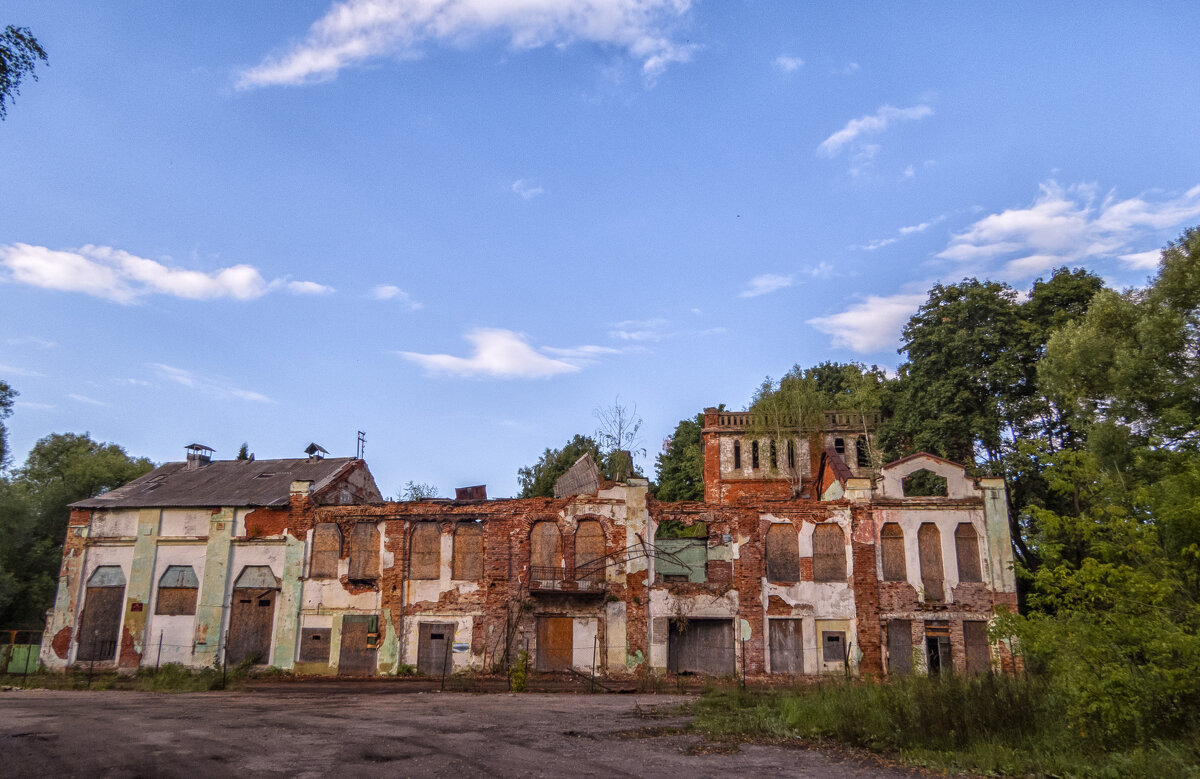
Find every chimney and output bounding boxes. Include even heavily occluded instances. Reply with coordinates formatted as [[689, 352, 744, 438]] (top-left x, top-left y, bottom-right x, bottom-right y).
[[185, 443, 214, 471], [304, 442, 329, 460], [455, 485, 487, 501]]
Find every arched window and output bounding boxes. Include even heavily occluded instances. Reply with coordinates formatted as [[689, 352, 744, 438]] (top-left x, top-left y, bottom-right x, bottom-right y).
[[765, 523, 799, 582], [856, 435, 870, 468], [452, 522, 483, 580], [812, 523, 846, 582], [78, 566, 125, 661], [880, 523, 906, 581], [530, 521, 563, 570], [955, 523, 983, 582], [155, 565, 199, 615], [410, 523, 440, 580], [347, 523, 380, 581], [918, 523, 944, 600], [310, 523, 342, 579], [575, 520, 605, 582]]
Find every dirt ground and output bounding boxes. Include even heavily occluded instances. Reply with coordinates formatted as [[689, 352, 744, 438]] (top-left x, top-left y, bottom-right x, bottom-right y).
[[0, 686, 917, 778]]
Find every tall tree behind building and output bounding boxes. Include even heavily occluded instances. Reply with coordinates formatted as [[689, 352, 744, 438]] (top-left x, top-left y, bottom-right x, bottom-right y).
[[0, 25, 48, 120]]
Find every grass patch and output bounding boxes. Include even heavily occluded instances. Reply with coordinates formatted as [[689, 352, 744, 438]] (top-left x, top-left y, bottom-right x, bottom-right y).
[[693, 675, 1200, 778], [2, 659, 261, 692]]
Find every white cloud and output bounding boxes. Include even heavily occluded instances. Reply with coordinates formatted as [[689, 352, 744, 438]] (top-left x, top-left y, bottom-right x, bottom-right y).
[[0, 363, 44, 377], [856, 214, 947, 251], [237, 0, 697, 89], [818, 104, 933, 158], [6, 336, 56, 348], [805, 262, 834, 278], [937, 181, 1200, 278], [807, 293, 926, 353], [1118, 250, 1161, 270], [739, 273, 795, 298], [286, 280, 335, 295], [152, 363, 273, 403], [609, 317, 669, 341], [397, 328, 608, 378], [68, 393, 108, 407], [0, 243, 329, 304], [371, 284, 424, 310], [774, 54, 804, 73], [511, 179, 545, 199], [834, 62, 859, 75], [15, 400, 54, 410]]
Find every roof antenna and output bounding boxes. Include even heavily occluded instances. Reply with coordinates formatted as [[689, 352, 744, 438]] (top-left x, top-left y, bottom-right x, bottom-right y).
[[356, 430, 366, 460]]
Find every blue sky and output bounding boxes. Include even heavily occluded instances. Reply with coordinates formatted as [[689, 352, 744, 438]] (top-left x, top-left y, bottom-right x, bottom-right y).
[[3, 1, 1199, 497]]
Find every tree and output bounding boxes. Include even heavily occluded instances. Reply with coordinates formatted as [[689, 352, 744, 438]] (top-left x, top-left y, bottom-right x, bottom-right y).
[[0, 379, 15, 470], [236, 442, 250, 460], [0, 25, 48, 120], [398, 481, 440, 501], [594, 397, 646, 481], [653, 413, 705, 501], [517, 434, 604, 498], [0, 432, 152, 627]]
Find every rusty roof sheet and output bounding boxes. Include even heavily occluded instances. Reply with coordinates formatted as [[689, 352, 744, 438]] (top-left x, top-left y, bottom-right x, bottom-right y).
[[71, 457, 361, 509]]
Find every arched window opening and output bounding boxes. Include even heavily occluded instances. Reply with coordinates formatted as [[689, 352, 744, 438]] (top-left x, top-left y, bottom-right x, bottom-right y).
[[955, 523, 983, 582], [812, 523, 846, 582], [880, 523, 906, 582], [575, 520, 605, 584], [765, 523, 799, 582], [918, 523, 944, 600]]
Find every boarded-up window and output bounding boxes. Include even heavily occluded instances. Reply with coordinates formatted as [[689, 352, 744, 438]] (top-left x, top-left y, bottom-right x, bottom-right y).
[[155, 565, 199, 615], [880, 522, 906, 582], [918, 523, 944, 601], [310, 523, 342, 579], [410, 523, 440, 580], [452, 522, 483, 580], [78, 566, 125, 662], [656, 520, 707, 583], [299, 627, 332, 662], [887, 619, 912, 675], [347, 522, 380, 581], [812, 523, 846, 582], [769, 619, 803, 674], [765, 523, 799, 582], [955, 523, 983, 582], [530, 521, 562, 569], [963, 621, 990, 674], [575, 520, 605, 581]]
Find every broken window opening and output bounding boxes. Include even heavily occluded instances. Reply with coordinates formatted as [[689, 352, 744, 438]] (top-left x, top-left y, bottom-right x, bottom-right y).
[[856, 435, 870, 468], [880, 522, 907, 582], [902, 469, 949, 497], [812, 523, 846, 582], [655, 520, 707, 583], [769, 441, 777, 469], [834, 437, 845, 455], [955, 523, 983, 583], [752, 440, 760, 469], [410, 522, 441, 580], [574, 519, 605, 584], [787, 439, 795, 469]]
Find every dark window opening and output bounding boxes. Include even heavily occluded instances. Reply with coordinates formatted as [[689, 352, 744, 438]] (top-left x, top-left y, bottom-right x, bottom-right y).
[[834, 437, 845, 455], [903, 469, 949, 497], [733, 441, 741, 470], [770, 441, 777, 469], [856, 435, 870, 468], [787, 440, 795, 469], [752, 440, 760, 469]]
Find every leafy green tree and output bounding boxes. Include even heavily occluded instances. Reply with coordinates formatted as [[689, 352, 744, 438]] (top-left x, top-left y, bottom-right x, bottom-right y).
[[0, 379, 15, 470], [398, 480, 440, 501], [0, 25, 48, 120], [653, 413, 705, 501], [236, 442, 250, 460], [0, 433, 152, 627], [517, 434, 604, 498]]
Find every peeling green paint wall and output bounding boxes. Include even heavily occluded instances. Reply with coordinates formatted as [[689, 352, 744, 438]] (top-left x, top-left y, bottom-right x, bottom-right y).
[[377, 610, 398, 674], [121, 508, 161, 666], [270, 536, 305, 669], [193, 508, 233, 667]]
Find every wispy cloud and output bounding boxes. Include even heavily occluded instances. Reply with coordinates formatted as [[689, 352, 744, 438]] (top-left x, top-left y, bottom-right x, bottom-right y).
[[371, 284, 423, 310], [608, 318, 669, 342], [6, 336, 56, 348], [68, 393, 108, 407], [834, 61, 860, 76], [818, 103, 933, 159], [739, 273, 795, 298], [1117, 250, 1160, 270], [15, 400, 54, 410], [398, 328, 613, 378], [0, 243, 329, 304], [0, 363, 45, 378], [511, 179, 545, 200], [855, 214, 947, 251], [937, 181, 1200, 278], [774, 54, 804, 73], [287, 280, 335, 295], [152, 363, 273, 403], [237, 0, 697, 89], [807, 293, 927, 353]]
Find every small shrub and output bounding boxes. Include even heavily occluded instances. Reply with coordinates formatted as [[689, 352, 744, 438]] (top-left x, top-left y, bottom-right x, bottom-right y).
[[508, 650, 529, 692]]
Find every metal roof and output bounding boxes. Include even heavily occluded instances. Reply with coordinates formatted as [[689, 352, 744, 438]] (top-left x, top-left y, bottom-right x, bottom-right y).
[[71, 457, 362, 509]]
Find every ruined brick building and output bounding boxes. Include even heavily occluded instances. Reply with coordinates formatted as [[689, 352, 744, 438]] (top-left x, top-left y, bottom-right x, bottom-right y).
[[41, 411, 1017, 678]]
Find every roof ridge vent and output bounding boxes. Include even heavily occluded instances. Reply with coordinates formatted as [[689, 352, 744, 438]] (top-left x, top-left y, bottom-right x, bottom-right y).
[[185, 443, 214, 471], [304, 442, 328, 460]]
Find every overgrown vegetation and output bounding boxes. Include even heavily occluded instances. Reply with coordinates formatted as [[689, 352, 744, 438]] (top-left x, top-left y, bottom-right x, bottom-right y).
[[2, 660, 260, 692], [695, 676, 1198, 777]]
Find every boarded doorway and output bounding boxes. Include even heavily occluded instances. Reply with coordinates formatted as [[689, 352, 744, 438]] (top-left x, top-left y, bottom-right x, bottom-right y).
[[536, 616, 572, 671], [226, 566, 279, 666], [887, 619, 913, 676], [417, 622, 455, 676], [77, 566, 125, 662], [338, 616, 378, 676], [668, 618, 735, 675], [769, 618, 803, 674]]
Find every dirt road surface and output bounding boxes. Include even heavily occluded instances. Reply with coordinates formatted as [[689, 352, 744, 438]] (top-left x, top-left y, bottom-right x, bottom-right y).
[[1, 688, 916, 777]]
